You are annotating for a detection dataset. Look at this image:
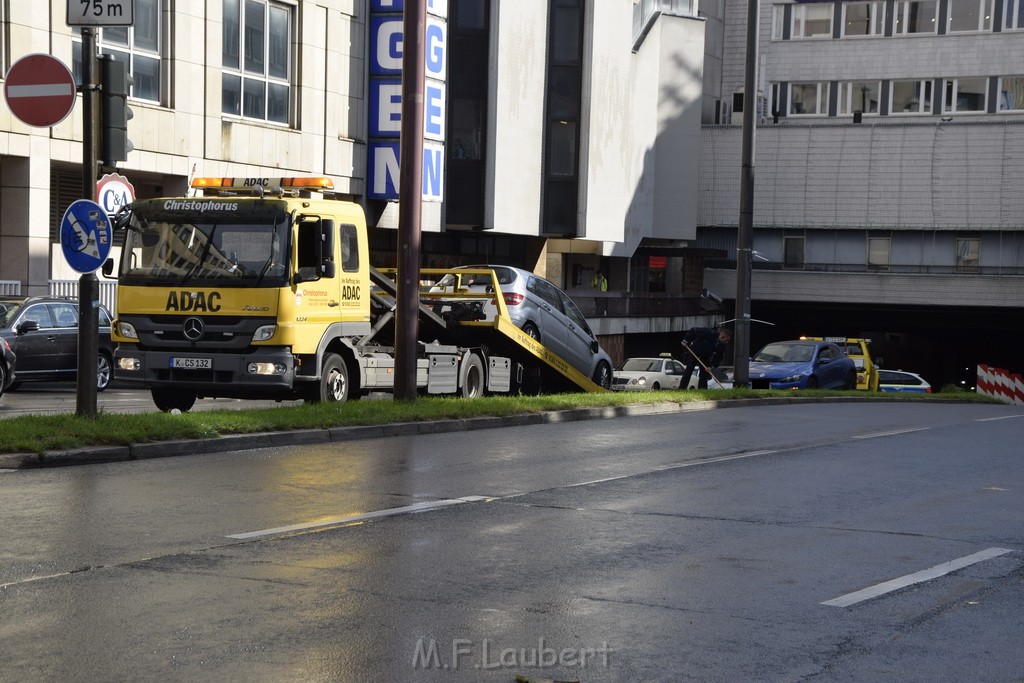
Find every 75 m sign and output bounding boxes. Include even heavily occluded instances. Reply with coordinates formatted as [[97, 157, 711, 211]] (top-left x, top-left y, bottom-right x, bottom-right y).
[[67, 0, 134, 26]]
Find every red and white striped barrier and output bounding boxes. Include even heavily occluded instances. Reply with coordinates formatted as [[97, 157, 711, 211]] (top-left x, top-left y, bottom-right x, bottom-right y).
[[976, 365, 1024, 405]]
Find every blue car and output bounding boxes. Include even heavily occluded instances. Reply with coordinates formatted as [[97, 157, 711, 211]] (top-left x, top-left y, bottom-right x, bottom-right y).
[[748, 339, 857, 390]]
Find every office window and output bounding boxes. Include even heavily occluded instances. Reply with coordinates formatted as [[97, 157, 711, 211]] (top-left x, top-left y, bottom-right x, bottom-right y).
[[783, 236, 805, 269], [868, 237, 890, 271], [72, 0, 164, 103], [947, 0, 993, 31], [956, 238, 980, 272], [222, 0, 293, 124], [839, 81, 882, 114], [890, 80, 933, 114], [790, 82, 829, 115], [843, 1, 886, 36], [998, 76, 1024, 111], [1006, 0, 1024, 28], [793, 3, 834, 38], [944, 77, 987, 113], [894, 0, 938, 33]]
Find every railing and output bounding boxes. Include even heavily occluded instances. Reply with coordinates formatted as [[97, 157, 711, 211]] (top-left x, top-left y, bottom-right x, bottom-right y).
[[0, 280, 21, 296], [568, 291, 711, 318], [49, 279, 118, 312]]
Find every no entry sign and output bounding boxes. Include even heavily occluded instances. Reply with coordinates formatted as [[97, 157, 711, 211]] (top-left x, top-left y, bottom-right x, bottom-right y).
[[3, 53, 77, 127]]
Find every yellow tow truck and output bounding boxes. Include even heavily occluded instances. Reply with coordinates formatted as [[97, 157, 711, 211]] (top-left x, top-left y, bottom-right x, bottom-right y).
[[803, 336, 881, 391], [104, 177, 606, 412]]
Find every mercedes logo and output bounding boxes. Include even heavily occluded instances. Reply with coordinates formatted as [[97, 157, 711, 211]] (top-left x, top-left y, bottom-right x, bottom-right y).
[[183, 317, 204, 341]]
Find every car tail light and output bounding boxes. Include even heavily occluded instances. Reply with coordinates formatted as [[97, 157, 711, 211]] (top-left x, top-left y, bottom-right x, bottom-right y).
[[500, 292, 524, 306], [925, 387, 932, 393]]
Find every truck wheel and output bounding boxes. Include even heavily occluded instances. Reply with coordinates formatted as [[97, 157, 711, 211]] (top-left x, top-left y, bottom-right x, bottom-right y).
[[97, 352, 112, 392], [307, 353, 348, 404], [152, 388, 197, 413], [460, 354, 485, 398]]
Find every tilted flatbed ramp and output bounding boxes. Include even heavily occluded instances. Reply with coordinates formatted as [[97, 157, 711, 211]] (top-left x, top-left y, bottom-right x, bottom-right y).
[[376, 268, 607, 394]]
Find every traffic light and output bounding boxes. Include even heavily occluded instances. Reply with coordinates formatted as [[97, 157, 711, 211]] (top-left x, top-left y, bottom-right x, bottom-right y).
[[99, 54, 134, 166]]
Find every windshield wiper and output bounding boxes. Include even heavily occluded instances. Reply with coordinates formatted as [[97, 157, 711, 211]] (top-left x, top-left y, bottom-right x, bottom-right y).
[[180, 224, 218, 285], [253, 212, 290, 287]]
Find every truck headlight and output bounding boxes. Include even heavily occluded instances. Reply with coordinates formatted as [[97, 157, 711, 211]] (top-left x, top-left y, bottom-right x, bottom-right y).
[[248, 362, 287, 375], [252, 325, 276, 342], [118, 357, 141, 371], [118, 321, 138, 339]]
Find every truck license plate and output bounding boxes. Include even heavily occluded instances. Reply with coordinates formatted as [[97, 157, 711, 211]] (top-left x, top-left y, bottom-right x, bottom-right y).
[[170, 357, 212, 370]]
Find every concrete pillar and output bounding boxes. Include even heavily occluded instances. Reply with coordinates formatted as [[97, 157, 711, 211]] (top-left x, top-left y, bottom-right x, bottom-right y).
[[1, 145, 53, 296]]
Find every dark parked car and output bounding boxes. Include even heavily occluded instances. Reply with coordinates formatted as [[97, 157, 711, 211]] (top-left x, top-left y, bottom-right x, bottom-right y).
[[0, 335, 15, 398], [0, 296, 114, 391]]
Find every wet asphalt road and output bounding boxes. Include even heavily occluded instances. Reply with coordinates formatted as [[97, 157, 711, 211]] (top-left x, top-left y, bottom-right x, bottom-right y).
[[1, 401, 1023, 681]]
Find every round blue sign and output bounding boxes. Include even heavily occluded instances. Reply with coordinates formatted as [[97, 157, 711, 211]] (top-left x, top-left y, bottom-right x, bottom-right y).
[[61, 199, 113, 273]]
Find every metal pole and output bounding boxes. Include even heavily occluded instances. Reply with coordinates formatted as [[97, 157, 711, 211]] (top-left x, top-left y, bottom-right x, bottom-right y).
[[733, 0, 760, 389], [77, 28, 100, 418], [394, 0, 426, 401]]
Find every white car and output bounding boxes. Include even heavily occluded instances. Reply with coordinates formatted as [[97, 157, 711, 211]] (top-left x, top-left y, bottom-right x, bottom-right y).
[[612, 356, 697, 391], [877, 369, 932, 393]]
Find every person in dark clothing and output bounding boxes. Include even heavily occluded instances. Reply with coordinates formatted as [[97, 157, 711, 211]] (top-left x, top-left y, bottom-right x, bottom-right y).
[[681, 327, 718, 389], [711, 327, 733, 368]]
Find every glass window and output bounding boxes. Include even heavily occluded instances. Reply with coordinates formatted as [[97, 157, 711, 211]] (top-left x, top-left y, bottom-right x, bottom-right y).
[[549, 122, 577, 176], [20, 305, 55, 328], [868, 237, 890, 271], [947, 0, 993, 31], [789, 82, 829, 115], [843, 1, 886, 36], [1006, 0, 1024, 28], [772, 4, 787, 39], [956, 238, 980, 272], [894, 0, 938, 33], [998, 76, 1024, 111], [222, 0, 292, 124], [793, 3, 834, 38], [944, 77, 987, 113], [454, 0, 487, 29], [340, 224, 359, 273], [783, 236, 805, 269], [72, 0, 164, 103], [839, 81, 882, 114], [890, 80, 933, 114], [450, 100, 483, 160]]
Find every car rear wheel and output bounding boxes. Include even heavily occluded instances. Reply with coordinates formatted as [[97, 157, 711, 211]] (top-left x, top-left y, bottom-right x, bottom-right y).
[[522, 322, 540, 342], [0, 365, 5, 398], [96, 352, 112, 392], [844, 370, 857, 390]]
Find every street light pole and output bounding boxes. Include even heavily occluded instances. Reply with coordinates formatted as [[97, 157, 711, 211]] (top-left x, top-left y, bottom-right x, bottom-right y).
[[733, 0, 760, 389], [77, 28, 100, 418]]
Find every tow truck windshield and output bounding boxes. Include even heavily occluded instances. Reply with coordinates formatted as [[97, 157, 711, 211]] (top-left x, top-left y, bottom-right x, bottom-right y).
[[117, 209, 289, 288]]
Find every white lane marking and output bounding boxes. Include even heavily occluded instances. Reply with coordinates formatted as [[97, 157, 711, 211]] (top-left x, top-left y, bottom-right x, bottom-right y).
[[225, 496, 489, 540], [852, 427, 929, 440], [562, 450, 780, 490], [821, 547, 1015, 607], [976, 415, 1024, 422]]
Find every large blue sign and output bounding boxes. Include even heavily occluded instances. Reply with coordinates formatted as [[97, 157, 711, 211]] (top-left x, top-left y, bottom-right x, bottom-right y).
[[60, 199, 112, 273], [367, 1, 448, 201]]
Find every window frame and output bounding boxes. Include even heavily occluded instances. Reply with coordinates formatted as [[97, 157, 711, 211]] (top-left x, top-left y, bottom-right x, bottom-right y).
[[772, 4, 787, 39], [889, 79, 934, 115], [997, 75, 1024, 111], [893, 0, 939, 34], [946, 0, 993, 32], [1006, 0, 1024, 29], [72, 0, 166, 104], [792, 3, 834, 39], [788, 82, 830, 116], [221, 0, 295, 125], [955, 238, 981, 273], [867, 236, 891, 271], [842, 1, 887, 37], [783, 236, 805, 270], [838, 81, 882, 115], [943, 77, 988, 114]]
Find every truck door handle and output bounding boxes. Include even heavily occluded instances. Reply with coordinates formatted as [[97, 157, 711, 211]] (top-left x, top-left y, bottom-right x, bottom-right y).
[[328, 301, 339, 307]]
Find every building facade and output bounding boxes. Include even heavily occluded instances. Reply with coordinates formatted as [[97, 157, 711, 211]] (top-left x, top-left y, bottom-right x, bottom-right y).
[[696, 0, 1024, 386], [0, 1, 721, 367]]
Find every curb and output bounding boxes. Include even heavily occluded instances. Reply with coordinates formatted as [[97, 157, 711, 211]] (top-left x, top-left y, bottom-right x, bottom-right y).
[[1, 395, 975, 470]]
